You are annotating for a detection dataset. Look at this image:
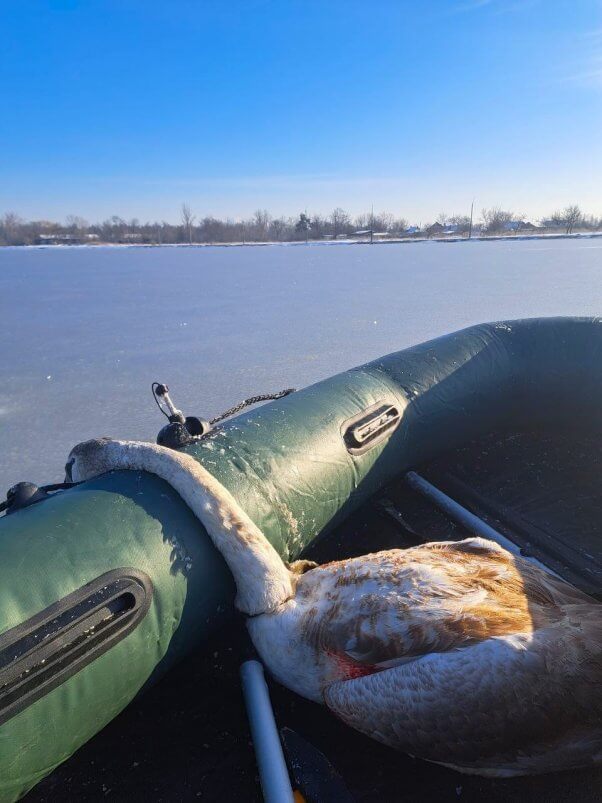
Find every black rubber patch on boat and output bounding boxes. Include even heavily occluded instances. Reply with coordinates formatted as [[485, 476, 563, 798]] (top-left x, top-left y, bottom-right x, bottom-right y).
[[342, 401, 401, 454], [0, 568, 153, 726]]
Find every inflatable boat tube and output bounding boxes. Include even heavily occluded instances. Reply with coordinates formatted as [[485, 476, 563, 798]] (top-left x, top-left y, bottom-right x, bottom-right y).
[[1, 316, 601, 800]]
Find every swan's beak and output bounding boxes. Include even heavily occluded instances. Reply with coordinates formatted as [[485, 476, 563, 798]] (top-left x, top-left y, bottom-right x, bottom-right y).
[[64, 458, 74, 483]]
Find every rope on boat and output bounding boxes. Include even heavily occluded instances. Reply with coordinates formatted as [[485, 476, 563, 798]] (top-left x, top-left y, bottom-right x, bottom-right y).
[[153, 382, 296, 448], [152, 382, 295, 427], [209, 388, 296, 425]]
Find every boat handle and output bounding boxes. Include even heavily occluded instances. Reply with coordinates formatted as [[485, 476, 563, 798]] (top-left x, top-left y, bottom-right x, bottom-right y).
[[0, 568, 153, 726], [342, 402, 401, 454]]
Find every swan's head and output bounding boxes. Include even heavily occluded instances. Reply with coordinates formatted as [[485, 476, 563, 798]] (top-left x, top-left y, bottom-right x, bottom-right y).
[[66, 437, 120, 482]]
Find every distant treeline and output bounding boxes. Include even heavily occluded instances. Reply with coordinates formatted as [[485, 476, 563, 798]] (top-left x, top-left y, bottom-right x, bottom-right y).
[[1, 204, 600, 246]]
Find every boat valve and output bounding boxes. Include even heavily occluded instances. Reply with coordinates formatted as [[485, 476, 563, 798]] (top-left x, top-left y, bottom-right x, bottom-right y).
[[2, 482, 51, 515], [152, 382, 212, 449], [1, 481, 80, 515]]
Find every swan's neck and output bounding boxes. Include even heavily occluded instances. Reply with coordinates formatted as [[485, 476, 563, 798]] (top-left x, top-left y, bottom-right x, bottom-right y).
[[102, 441, 294, 615]]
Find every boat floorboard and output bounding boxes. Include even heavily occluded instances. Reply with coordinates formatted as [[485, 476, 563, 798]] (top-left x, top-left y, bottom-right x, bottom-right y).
[[422, 429, 602, 597]]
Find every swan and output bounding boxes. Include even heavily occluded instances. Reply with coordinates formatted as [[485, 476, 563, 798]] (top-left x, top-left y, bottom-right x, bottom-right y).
[[67, 438, 602, 777]]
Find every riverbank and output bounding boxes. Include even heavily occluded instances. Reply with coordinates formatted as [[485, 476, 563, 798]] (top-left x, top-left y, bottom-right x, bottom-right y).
[[3, 230, 602, 249]]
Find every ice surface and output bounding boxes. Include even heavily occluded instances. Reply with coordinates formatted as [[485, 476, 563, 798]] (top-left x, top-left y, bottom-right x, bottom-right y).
[[1, 238, 601, 490]]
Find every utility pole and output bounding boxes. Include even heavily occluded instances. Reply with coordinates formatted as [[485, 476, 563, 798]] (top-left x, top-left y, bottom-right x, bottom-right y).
[[370, 204, 374, 245], [468, 198, 474, 239]]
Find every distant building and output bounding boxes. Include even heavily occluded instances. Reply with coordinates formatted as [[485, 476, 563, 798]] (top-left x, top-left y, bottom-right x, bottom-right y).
[[353, 230, 390, 240], [426, 222, 445, 236], [404, 226, 421, 235], [502, 221, 538, 232], [37, 232, 99, 245]]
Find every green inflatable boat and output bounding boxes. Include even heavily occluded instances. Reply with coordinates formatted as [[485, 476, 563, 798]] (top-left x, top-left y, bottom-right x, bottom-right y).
[[1, 316, 601, 800]]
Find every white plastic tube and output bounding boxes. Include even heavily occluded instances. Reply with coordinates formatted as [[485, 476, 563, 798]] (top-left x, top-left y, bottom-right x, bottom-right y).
[[406, 470, 560, 577], [240, 660, 294, 803]]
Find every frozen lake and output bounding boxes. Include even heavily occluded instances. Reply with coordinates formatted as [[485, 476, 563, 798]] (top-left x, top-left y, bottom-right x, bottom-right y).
[[1, 238, 601, 491]]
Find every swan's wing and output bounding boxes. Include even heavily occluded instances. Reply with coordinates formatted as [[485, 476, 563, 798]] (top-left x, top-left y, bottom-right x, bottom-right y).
[[299, 539, 601, 774], [324, 625, 602, 776], [298, 538, 571, 670]]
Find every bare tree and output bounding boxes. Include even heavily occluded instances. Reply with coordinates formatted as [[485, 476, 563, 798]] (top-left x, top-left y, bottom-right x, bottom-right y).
[[376, 211, 394, 232], [181, 203, 196, 244], [199, 216, 226, 243], [253, 209, 272, 241], [577, 213, 601, 231], [354, 212, 371, 230], [481, 207, 514, 234], [563, 205, 582, 234], [448, 214, 471, 234], [390, 217, 408, 233], [65, 215, 88, 232], [0, 212, 23, 245], [108, 215, 127, 242], [330, 208, 350, 237], [309, 213, 327, 239], [355, 213, 409, 236], [269, 217, 288, 241]]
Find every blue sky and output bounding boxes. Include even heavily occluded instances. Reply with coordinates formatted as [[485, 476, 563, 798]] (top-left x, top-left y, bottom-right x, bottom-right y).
[[1, 0, 601, 224]]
